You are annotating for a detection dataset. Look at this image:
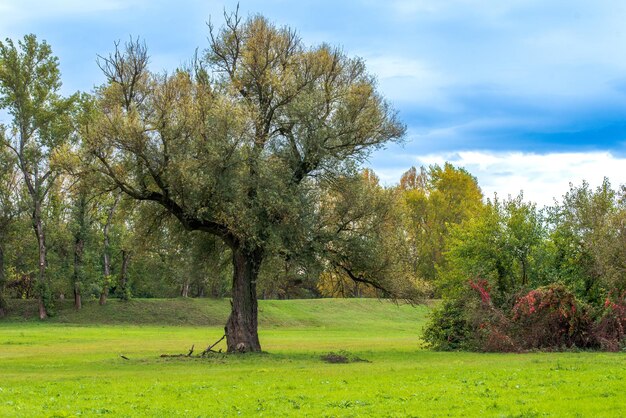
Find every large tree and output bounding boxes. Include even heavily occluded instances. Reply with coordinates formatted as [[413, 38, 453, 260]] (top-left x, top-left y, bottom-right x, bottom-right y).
[[0, 35, 76, 318], [84, 12, 405, 352]]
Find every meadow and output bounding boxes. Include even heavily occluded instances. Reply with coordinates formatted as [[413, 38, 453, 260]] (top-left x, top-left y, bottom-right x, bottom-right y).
[[1, 298, 625, 417]]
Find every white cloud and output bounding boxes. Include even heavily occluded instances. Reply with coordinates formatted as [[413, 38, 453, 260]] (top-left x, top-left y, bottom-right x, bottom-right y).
[[374, 151, 626, 207]]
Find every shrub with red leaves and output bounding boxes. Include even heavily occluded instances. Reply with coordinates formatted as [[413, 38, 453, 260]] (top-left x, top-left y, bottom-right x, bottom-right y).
[[424, 281, 626, 352], [469, 279, 491, 305], [593, 291, 626, 351], [468, 278, 517, 352], [510, 284, 594, 349]]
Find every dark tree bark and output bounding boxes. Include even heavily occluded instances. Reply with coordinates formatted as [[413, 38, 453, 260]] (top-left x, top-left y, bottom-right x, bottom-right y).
[[225, 246, 263, 353]]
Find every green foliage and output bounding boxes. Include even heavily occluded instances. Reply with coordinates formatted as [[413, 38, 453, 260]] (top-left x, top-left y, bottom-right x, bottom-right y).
[[438, 194, 545, 303], [0, 34, 77, 316], [318, 170, 421, 300], [399, 163, 484, 287], [422, 297, 473, 350], [546, 179, 626, 303]]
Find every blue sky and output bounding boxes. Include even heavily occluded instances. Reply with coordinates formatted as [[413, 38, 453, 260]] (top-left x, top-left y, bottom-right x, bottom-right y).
[[3, 0, 626, 205]]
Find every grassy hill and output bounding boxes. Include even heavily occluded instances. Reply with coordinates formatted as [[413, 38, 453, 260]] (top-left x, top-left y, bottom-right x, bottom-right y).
[[2, 297, 429, 328]]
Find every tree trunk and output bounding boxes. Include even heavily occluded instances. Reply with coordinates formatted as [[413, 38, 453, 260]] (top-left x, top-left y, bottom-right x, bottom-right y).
[[181, 280, 190, 298], [33, 206, 48, 319], [0, 244, 7, 318], [73, 236, 84, 310], [119, 249, 131, 300], [100, 192, 120, 306], [225, 246, 262, 353], [100, 248, 111, 305]]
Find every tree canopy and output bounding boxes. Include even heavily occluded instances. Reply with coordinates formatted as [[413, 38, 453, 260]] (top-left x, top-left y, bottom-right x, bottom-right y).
[[83, 12, 405, 352]]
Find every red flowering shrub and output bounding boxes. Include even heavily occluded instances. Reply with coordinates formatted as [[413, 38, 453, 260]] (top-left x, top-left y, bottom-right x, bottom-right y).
[[424, 281, 626, 352], [423, 278, 515, 351], [593, 291, 626, 351], [510, 284, 594, 349], [465, 279, 517, 351]]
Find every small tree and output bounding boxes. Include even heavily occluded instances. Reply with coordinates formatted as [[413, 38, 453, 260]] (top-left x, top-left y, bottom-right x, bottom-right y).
[[67, 180, 94, 309], [98, 190, 121, 305]]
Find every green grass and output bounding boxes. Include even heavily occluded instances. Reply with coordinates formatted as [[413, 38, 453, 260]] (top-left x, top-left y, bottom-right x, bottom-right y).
[[1, 298, 625, 417]]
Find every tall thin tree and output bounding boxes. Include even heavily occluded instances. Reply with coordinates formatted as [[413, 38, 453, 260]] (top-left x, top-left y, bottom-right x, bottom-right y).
[[0, 35, 76, 318]]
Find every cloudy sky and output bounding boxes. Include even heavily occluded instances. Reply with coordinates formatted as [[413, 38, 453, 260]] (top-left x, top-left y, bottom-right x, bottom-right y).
[[3, 0, 626, 206]]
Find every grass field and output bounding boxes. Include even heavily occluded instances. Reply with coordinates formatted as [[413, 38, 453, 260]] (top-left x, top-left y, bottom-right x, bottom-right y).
[[1, 299, 625, 417]]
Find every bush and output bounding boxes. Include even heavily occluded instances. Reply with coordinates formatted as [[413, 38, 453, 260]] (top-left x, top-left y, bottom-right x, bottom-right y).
[[593, 291, 626, 351], [510, 284, 594, 349], [423, 279, 514, 351], [422, 296, 473, 350], [424, 281, 604, 352]]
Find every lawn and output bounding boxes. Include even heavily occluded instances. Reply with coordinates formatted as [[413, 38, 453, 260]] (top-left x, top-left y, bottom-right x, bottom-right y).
[[0, 299, 624, 417]]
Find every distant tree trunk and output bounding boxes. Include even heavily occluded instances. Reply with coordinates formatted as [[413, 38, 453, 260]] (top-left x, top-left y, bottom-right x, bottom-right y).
[[73, 235, 84, 310], [196, 281, 205, 298], [100, 192, 120, 305], [0, 243, 7, 317], [73, 193, 88, 310], [225, 246, 263, 353], [181, 279, 190, 298], [100, 250, 111, 305], [118, 249, 131, 300], [33, 203, 48, 319]]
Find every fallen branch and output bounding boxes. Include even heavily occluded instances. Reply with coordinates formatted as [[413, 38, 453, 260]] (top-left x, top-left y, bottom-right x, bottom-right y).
[[201, 334, 226, 356], [160, 344, 195, 358], [160, 338, 226, 359]]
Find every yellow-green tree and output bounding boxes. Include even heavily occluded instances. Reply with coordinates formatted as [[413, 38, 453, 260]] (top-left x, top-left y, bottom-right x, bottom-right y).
[[399, 163, 484, 287]]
